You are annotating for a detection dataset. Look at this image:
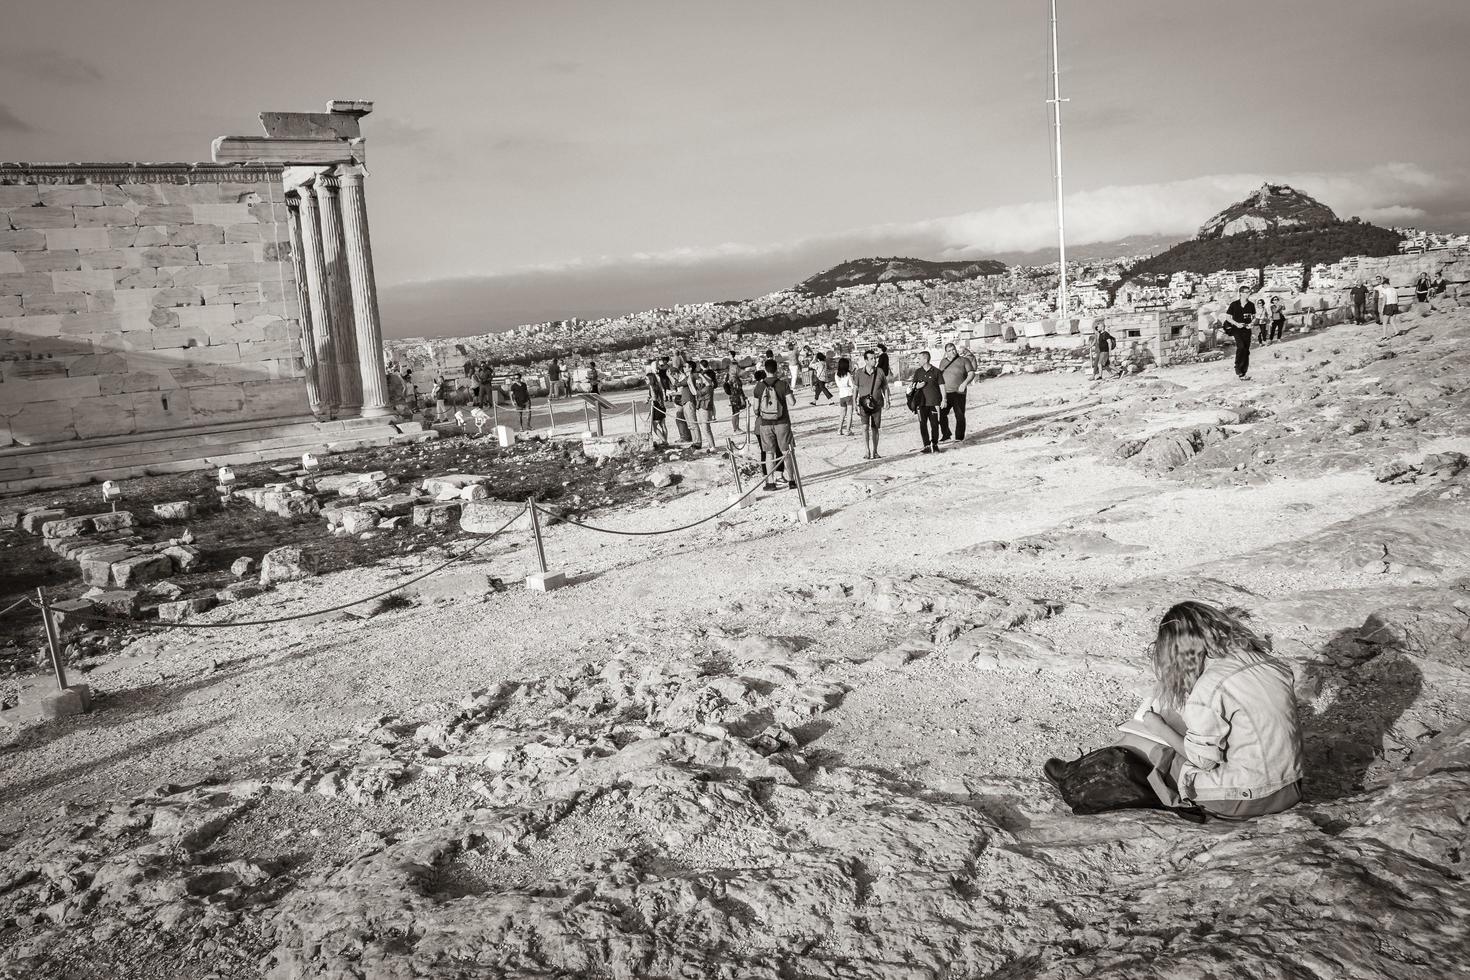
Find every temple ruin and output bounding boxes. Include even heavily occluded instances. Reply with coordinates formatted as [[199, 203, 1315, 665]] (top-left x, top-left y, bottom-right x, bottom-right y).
[[0, 100, 410, 493]]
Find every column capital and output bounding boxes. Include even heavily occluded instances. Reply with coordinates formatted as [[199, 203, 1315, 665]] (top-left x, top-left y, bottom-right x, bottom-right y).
[[314, 175, 340, 195], [337, 169, 366, 187], [297, 188, 319, 210]]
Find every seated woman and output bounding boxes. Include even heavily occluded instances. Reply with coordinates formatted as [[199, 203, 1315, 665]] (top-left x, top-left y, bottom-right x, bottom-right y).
[[1049, 601, 1304, 820]]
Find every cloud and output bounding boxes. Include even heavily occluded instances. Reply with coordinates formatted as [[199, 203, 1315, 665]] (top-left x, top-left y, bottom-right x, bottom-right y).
[[2, 48, 103, 85], [0, 103, 38, 133], [369, 117, 435, 145]]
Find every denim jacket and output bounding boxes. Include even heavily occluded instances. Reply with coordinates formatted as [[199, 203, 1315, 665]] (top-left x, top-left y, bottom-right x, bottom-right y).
[[1180, 651, 1303, 803]]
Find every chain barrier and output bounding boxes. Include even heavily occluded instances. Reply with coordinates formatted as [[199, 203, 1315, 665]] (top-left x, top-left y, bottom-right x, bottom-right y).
[[0, 596, 33, 619], [535, 475, 764, 537]]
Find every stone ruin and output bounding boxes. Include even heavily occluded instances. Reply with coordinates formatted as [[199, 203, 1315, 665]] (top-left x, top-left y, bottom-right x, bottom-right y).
[[0, 100, 420, 494]]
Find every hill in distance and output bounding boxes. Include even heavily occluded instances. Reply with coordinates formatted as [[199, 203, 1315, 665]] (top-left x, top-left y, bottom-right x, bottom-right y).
[[1123, 183, 1404, 287], [796, 256, 1007, 295]]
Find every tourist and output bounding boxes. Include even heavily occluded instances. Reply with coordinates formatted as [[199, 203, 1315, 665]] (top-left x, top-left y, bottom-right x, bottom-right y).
[[937, 341, 976, 442], [1090, 322, 1116, 380], [672, 364, 697, 444], [725, 352, 746, 433], [510, 373, 531, 428], [877, 343, 892, 392], [785, 344, 802, 389], [1432, 272, 1449, 301], [752, 366, 784, 476], [810, 352, 834, 404], [1045, 601, 1303, 821], [644, 360, 668, 446], [834, 356, 856, 436], [752, 357, 798, 490], [547, 356, 563, 398], [853, 349, 887, 459], [1267, 296, 1287, 343], [1350, 279, 1369, 324], [1375, 276, 1399, 337], [1253, 295, 1271, 345], [587, 360, 600, 394], [1222, 286, 1256, 381], [908, 350, 945, 454], [1415, 272, 1431, 312], [692, 366, 716, 449]]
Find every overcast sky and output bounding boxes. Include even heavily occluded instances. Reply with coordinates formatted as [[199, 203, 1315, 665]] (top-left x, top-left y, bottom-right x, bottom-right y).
[[4, 0, 1468, 335]]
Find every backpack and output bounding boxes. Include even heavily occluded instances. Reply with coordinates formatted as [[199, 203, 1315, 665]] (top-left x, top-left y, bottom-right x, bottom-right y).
[[1044, 747, 1207, 823], [757, 382, 786, 422]]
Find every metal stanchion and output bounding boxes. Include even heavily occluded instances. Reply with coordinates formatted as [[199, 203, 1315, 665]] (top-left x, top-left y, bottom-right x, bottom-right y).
[[34, 588, 91, 718], [582, 399, 592, 437], [726, 437, 752, 510], [547, 397, 558, 433], [632, 403, 641, 434], [786, 444, 821, 523], [524, 501, 566, 592]]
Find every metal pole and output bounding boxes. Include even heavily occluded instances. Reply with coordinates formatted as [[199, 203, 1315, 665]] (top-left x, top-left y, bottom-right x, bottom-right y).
[[582, 399, 590, 433], [595, 401, 604, 437], [528, 500, 549, 575], [726, 438, 743, 495], [1048, 0, 1070, 322], [37, 588, 67, 692], [632, 403, 641, 434], [547, 396, 557, 433], [787, 444, 810, 510]]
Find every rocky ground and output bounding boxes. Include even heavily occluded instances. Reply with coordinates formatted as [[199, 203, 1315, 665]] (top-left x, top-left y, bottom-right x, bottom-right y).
[[1, 309, 1468, 979]]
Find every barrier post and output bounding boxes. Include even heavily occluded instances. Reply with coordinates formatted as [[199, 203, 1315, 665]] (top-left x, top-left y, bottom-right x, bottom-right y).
[[595, 400, 605, 437], [582, 399, 592, 438], [547, 397, 557, 433], [786, 444, 821, 523], [632, 403, 641, 435], [525, 501, 567, 592], [34, 588, 91, 718], [726, 438, 752, 510]]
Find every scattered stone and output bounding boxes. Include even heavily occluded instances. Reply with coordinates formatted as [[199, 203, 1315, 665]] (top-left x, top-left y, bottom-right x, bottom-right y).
[[459, 500, 525, 534], [149, 581, 186, 601], [412, 502, 462, 529], [82, 588, 142, 616], [259, 546, 317, 586], [648, 467, 676, 488], [161, 545, 201, 573], [110, 554, 173, 588], [230, 557, 256, 578], [152, 501, 196, 520], [217, 582, 266, 603], [158, 596, 217, 622], [1374, 458, 1417, 483], [41, 516, 95, 539], [91, 511, 136, 534], [20, 509, 66, 534], [339, 508, 378, 534]]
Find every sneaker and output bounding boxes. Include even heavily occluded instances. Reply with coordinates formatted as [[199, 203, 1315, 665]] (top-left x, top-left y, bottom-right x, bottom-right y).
[[762, 483, 776, 491], [921, 446, 934, 454], [938, 435, 952, 443]]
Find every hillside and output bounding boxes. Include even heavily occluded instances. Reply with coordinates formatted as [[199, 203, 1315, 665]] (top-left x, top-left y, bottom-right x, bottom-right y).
[[1123, 220, 1405, 287], [797, 256, 1007, 295], [1199, 182, 1339, 238]]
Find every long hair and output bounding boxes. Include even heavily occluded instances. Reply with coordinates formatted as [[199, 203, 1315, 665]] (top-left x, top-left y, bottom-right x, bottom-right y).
[[1151, 601, 1270, 711], [836, 356, 850, 378]]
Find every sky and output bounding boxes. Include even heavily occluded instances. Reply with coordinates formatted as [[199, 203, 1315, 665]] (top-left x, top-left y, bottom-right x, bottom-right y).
[[3, 0, 1468, 337]]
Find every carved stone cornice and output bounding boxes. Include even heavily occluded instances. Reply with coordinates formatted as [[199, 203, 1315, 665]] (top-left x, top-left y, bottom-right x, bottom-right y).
[[0, 162, 284, 184]]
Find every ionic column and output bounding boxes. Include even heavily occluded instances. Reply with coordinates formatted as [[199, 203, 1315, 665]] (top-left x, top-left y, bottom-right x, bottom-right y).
[[295, 189, 341, 417], [337, 169, 391, 418], [315, 177, 362, 410], [285, 197, 324, 417]]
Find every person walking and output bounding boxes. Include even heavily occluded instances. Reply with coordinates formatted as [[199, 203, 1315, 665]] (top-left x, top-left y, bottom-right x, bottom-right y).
[[908, 350, 945, 453], [785, 344, 802, 389], [1267, 296, 1287, 343], [1253, 296, 1271, 345], [510, 373, 531, 428], [834, 356, 856, 436], [547, 357, 563, 398], [1350, 280, 1369, 324], [810, 352, 835, 404], [877, 343, 893, 394], [644, 360, 668, 447], [853, 349, 887, 460], [1375, 276, 1400, 337], [937, 341, 976, 442], [1222, 287, 1256, 381], [753, 357, 798, 490], [1091, 322, 1117, 380], [725, 351, 746, 433], [586, 360, 600, 394]]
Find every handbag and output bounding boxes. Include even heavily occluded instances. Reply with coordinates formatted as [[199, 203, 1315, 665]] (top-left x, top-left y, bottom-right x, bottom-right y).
[[858, 394, 879, 414], [905, 387, 922, 414]]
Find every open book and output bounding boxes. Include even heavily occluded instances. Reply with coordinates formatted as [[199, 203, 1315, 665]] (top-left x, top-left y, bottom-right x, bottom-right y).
[[1116, 698, 1183, 750]]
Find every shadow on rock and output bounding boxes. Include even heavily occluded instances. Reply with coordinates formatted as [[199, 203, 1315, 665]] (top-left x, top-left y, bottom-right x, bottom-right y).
[[1298, 629, 1423, 802]]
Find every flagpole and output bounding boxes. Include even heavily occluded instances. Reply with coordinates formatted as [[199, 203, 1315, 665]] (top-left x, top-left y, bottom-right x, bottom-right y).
[[1047, 0, 1070, 321]]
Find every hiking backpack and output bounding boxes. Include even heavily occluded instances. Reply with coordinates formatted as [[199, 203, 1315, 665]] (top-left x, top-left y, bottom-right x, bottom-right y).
[[758, 383, 785, 422]]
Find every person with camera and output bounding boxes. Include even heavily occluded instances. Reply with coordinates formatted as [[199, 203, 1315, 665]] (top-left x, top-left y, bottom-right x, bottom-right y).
[[853, 348, 888, 460]]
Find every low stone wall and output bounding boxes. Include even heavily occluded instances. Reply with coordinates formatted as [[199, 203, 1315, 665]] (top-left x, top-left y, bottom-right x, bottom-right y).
[[0, 164, 310, 448]]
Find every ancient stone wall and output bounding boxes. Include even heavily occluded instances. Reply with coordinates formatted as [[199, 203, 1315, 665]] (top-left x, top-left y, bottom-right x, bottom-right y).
[[0, 164, 309, 447]]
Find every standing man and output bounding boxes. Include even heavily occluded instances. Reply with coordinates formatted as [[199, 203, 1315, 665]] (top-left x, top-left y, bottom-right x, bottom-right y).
[[785, 344, 802, 390], [937, 341, 977, 442], [1091, 322, 1117, 380], [1350, 280, 1369, 324], [725, 351, 745, 432], [877, 344, 892, 394], [510, 373, 532, 427], [1375, 276, 1399, 337], [1222, 286, 1256, 381], [753, 357, 798, 490], [547, 356, 563, 398], [908, 350, 946, 454], [853, 348, 888, 461]]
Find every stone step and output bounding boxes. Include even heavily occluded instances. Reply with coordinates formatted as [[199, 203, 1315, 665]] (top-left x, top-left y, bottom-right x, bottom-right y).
[[1, 418, 405, 494]]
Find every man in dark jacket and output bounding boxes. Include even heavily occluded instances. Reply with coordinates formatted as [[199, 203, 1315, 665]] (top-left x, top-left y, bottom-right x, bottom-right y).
[[908, 350, 946, 453], [1222, 287, 1256, 380]]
